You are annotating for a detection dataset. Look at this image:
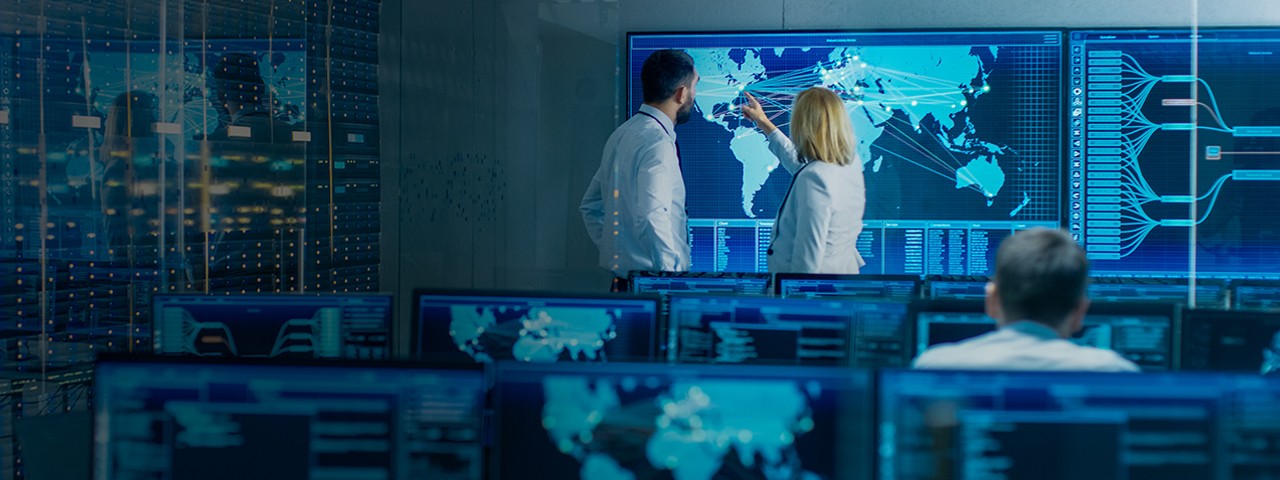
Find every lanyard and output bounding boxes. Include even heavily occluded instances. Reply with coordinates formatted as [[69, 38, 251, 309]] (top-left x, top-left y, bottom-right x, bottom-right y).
[[637, 111, 671, 137], [768, 160, 817, 255]]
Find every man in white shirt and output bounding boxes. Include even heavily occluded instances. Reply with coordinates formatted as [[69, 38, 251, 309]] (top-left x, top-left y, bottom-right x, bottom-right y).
[[581, 50, 699, 291], [913, 228, 1140, 372]]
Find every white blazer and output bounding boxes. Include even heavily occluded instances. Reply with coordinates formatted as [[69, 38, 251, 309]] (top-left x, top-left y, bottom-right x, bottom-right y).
[[764, 129, 867, 274]]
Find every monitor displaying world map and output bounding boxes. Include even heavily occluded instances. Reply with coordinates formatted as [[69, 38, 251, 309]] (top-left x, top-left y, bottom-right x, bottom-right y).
[[628, 31, 1063, 275]]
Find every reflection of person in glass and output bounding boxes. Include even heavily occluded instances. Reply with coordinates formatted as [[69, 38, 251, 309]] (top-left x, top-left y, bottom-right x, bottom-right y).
[[201, 53, 300, 281], [1262, 330, 1280, 375], [99, 91, 172, 264]]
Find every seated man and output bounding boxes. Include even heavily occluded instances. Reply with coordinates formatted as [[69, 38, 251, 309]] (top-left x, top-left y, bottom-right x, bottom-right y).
[[913, 228, 1139, 372]]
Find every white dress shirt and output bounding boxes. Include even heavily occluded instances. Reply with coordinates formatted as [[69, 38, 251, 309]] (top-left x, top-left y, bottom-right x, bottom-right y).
[[581, 104, 690, 277], [912, 320, 1141, 372], [764, 129, 866, 274]]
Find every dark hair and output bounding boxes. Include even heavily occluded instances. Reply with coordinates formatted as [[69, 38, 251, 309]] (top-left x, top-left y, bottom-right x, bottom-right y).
[[101, 91, 159, 153], [994, 228, 1090, 326], [212, 53, 267, 106], [641, 49, 695, 104]]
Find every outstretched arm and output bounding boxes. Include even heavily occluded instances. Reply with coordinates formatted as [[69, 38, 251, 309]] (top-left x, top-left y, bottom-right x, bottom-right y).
[[741, 91, 804, 174]]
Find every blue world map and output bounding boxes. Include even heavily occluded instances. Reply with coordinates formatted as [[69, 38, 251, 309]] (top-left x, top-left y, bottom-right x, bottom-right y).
[[676, 45, 1034, 221]]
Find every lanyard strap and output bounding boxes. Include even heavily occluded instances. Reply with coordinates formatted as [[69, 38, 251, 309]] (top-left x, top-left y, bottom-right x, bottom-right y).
[[636, 111, 670, 137], [768, 160, 817, 255]]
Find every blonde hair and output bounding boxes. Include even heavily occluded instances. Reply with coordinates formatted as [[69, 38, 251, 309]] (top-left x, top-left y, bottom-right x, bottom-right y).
[[790, 87, 856, 166]]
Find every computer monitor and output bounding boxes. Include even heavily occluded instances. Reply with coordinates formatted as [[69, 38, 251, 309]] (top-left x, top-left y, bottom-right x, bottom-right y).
[[924, 275, 991, 300], [629, 30, 1062, 275], [151, 294, 393, 360], [912, 300, 1177, 370], [1179, 308, 1280, 374], [628, 271, 772, 296], [92, 356, 486, 480], [491, 362, 874, 480], [1088, 277, 1227, 307], [879, 369, 1280, 480], [774, 273, 921, 301], [411, 289, 660, 363], [665, 295, 912, 368], [1231, 280, 1280, 312]]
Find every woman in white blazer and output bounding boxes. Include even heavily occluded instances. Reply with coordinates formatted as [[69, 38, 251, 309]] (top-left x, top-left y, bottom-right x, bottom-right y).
[[741, 88, 866, 274]]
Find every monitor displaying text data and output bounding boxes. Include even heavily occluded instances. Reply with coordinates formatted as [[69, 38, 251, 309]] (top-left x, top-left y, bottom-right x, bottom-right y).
[[92, 357, 486, 480], [1087, 277, 1227, 307], [879, 370, 1280, 480], [1232, 280, 1280, 312], [412, 290, 659, 363], [492, 362, 873, 480], [629, 30, 1062, 275], [912, 300, 1176, 370], [629, 271, 772, 296], [775, 273, 921, 300], [151, 294, 393, 359], [1069, 29, 1280, 279], [925, 275, 991, 300], [666, 295, 912, 368], [1180, 308, 1280, 374]]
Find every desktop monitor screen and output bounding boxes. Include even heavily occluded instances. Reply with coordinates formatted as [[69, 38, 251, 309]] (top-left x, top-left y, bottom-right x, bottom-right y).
[[628, 271, 772, 296], [912, 300, 1176, 370], [629, 30, 1062, 274], [1180, 308, 1280, 374], [925, 275, 991, 300], [1232, 280, 1280, 312], [1088, 277, 1226, 307], [151, 294, 393, 359], [92, 356, 486, 480], [412, 290, 659, 363], [879, 369, 1280, 480], [491, 362, 874, 480], [665, 295, 912, 368], [774, 274, 921, 301]]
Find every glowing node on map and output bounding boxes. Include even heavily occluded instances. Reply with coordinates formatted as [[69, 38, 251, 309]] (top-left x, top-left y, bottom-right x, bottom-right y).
[[982, 85, 991, 92], [705, 114, 714, 121], [911, 100, 918, 106], [960, 100, 968, 106]]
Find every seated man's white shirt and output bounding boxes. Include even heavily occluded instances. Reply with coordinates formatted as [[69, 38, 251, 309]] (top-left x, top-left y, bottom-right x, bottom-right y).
[[912, 320, 1140, 372]]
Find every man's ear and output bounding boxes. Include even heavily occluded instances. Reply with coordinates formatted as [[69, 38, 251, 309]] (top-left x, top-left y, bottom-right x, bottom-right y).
[[984, 281, 1004, 325], [678, 81, 696, 104]]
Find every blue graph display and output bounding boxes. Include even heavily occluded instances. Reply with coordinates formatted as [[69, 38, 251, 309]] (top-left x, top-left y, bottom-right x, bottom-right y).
[[628, 31, 1062, 275], [1069, 29, 1280, 278], [151, 294, 392, 359], [93, 358, 485, 480]]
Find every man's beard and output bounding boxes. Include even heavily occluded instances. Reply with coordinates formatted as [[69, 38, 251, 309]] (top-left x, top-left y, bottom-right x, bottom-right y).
[[675, 102, 693, 125]]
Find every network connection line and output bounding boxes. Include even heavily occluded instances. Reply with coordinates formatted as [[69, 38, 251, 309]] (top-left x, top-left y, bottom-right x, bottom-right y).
[[1084, 52, 1280, 258], [710, 55, 997, 196]]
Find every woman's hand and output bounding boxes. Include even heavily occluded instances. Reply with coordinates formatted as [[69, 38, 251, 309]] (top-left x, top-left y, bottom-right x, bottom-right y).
[[740, 92, 777, 134]]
